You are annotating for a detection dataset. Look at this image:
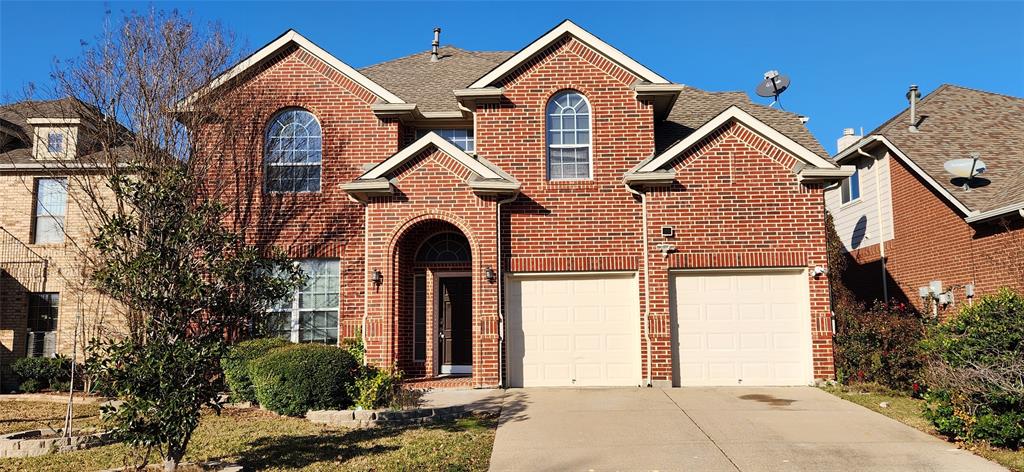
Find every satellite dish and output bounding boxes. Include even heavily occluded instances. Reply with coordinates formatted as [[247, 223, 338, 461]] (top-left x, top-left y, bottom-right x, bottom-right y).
[[943, 153, 987, 190], [756, 70, 790, 109]]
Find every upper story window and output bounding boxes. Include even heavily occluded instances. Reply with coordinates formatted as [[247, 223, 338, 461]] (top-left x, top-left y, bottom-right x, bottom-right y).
[[47, 132, 64, 153], [264, 108, 322, 193], [841, 165, 861, 204], [33, 178, 68, 244], [546, 91, 591, 180], [417, 129, 474, 152]]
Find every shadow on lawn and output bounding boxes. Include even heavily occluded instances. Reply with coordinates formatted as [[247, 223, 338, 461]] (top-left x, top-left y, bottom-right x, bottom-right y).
[[235, 415, 498, 470]]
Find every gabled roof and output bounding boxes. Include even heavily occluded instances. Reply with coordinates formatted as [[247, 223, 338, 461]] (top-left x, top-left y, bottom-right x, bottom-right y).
[[345, 132, 519, 200], [635, 106, 841, 175], [835, 84, 1024, 220], [360, 46, 514, 114], [179, 30, 404, 109], [468, 19, 669, 88]]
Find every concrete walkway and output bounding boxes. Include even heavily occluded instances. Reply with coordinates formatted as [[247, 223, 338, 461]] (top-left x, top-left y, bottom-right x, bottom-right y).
[[489, 387, 1004, 472]]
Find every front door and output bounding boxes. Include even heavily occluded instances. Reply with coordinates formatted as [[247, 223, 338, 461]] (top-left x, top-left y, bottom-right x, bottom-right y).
[[439, 277, 472, 374]]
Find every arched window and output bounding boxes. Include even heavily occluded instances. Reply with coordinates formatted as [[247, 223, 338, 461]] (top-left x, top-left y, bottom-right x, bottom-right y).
[[416, 232, 471, 263], [546, 91, 591, 180], [264, 108, 322, 192]]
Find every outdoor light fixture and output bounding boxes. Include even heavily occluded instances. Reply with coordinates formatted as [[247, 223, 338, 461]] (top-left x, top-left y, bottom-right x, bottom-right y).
[[370, 269, 383, 286], [812, 266, 827, 277], [485, 266, 496, 283]]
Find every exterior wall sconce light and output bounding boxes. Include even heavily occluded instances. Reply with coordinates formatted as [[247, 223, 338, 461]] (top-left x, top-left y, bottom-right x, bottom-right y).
[[370, 269, 383, 286], [485, 266, 496, 283], [812, 266, 827, 277]]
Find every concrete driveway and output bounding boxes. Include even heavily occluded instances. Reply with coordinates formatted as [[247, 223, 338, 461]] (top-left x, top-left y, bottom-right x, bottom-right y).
[[489, 387, 1004, 471]]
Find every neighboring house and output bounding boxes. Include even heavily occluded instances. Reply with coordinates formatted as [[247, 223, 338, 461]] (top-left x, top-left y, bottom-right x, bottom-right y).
[[189, 20, 852, 388], [0, 98, 125, 389], [827, 84, 1024, 314]]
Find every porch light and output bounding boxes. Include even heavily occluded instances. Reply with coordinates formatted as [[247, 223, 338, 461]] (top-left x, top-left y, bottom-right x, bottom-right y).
[[370, 269, 383, 286], [485, 266, 496, 283]]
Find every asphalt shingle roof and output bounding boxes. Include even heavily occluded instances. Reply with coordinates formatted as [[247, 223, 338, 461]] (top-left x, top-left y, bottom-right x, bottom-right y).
[[871, 84, 1024, 213]]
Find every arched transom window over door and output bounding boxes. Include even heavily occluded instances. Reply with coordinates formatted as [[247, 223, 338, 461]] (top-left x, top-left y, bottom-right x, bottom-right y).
[[416, 232, 471, 263], [546, 91, 591, 180], [264, 108, 322, 192]]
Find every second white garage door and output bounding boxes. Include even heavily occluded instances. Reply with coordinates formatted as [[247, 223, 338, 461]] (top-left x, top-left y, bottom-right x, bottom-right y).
[[672, 270, 813, 387], [507, 273, 640, 387]]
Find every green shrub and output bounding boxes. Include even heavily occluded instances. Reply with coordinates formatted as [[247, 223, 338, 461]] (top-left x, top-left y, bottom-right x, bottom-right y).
[[340, 331, 365, 365], [250, 344, 359, 416], [353, 366, 402, 410], [18, 379, 43, 393], [834, 300, 927, 391], [923, 289, 1024, 449], [221, 337, 291, 403], [12, 356, 71, 391]]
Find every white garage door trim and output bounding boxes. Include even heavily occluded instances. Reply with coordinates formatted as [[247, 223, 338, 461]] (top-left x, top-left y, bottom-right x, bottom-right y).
[[670, 268, 813, 387], [506, 272, 641, 388]]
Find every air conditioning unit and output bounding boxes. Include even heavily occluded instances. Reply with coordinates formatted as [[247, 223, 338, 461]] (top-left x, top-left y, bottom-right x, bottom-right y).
[[26, 331, 56, 358]]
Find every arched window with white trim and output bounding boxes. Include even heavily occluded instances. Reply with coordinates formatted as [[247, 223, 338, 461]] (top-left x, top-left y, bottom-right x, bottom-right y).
[[546, 91, 591, 180], [264, 108, 322, 192]]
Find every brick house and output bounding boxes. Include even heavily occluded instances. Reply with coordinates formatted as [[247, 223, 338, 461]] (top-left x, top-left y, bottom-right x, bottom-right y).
[[191, 20, 852, 388], [0, 98, 125, 389], [827, 84, 1024, 315]]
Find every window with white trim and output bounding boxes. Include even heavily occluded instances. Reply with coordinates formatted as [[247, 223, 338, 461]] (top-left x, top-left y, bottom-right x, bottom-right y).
[[267, 259, 339, 344], [33, 178, 68, 244], [546, 91, 591, 180], [264, 109, 322, 192], [47, 132, 64, 153], [416, 129, 474, 152], [841, 166, 861, 204]]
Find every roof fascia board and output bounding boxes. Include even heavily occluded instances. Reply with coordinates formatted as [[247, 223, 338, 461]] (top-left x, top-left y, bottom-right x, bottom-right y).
[[468, 20, 669, 88], [26, 118, 82, 125], [360, 132, 500, 180], [178, 30, 404, 109], [838, 135, 974, 216], [965, 201, 1024, 223], [623, 170, 677, 187], [797, 165, 856, 182], [638, 106, 836, 173]]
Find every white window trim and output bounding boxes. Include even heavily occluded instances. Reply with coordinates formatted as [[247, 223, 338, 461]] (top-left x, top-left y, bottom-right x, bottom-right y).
[[840, 167, 861, 205], [271, 259, 340, 345], [33, 178, 68, 245], [263, 108, 324, 194], [546, 91, 593, 181]]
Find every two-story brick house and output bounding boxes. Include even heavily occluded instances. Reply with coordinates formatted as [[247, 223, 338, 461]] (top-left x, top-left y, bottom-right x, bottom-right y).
[[189, 20, 852, 388], [0, 98, 126, 389]]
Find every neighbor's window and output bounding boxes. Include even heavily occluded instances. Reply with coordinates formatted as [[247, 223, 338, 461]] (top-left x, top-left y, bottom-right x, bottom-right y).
[[264, 108, 322, 193], [47, 132, 64, 153], [546, 90, 591, 180], [417, 129, 474, 152], [33, 178, 68, 244], [841, 166, 861, 204], [268, 259, 339, 344], [27, 293, 59, 358]]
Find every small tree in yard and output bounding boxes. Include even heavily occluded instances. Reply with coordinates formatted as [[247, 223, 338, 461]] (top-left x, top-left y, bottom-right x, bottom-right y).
[[19, 8, 302, 471]]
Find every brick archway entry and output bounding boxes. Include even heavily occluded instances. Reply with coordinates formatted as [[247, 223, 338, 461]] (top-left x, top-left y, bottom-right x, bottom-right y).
[[392, 220, 475, 379]]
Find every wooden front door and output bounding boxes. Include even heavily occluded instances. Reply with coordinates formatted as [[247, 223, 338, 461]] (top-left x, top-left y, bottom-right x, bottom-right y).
[[439, 277, 472, 369]]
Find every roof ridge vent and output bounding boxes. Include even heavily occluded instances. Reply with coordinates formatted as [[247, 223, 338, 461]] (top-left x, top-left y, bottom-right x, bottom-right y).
[[431, 27, 441, 62]]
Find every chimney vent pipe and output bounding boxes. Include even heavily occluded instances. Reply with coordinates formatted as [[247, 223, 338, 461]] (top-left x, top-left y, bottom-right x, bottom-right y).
[[431, 27, 441, 62], [907, 84, 921, 132]]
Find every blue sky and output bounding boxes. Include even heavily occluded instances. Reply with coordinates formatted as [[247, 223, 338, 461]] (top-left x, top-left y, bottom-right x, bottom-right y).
[[2, 1, 1022, 154]]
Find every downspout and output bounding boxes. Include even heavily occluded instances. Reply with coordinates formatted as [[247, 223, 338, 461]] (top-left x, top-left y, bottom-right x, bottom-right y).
[[495, 191, 519, 388], [363, 202, 369, 366], [624, 183, 652, 388], [857, 147, 888, 301]]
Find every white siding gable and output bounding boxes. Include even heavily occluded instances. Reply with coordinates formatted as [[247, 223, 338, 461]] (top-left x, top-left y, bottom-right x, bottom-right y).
[[825, 152, 895, 251]]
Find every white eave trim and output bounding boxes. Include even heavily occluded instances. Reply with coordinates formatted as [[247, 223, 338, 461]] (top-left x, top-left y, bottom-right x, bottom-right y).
[[835, 135, 974, 216], [177, 30, 404, 109], [964, 201, 1024, 223], [637, 106, 837, 173], [360, 132, 501, 180], [26, 118, 82, 125], [468, 20, 669, 88], [797, 165, 856, 182]]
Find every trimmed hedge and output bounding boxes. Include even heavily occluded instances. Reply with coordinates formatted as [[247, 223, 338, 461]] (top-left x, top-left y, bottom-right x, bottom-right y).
[[12, 356, 71, 392], [250, 343, 359, 416], [221, 337, 291, 403], [923, 289, 1024, 449]]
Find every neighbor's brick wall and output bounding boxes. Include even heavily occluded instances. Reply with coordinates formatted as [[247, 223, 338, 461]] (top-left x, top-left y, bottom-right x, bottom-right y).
[[644, 122, 835, 382], [0, 172, 125, 389], [882, 153, 1024, 315]]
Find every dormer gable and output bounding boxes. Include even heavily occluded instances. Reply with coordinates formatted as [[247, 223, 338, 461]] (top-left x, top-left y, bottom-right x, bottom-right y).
[[27, 117, 81, 160]]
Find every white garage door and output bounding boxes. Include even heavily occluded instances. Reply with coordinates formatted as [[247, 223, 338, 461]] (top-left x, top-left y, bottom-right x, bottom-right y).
[[507, 273, 640, 387], [672, 270, 812, 387]]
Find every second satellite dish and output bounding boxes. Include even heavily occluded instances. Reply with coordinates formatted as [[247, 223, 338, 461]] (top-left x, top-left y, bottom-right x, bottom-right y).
[[943, 152, 987, 191], [756, 70, 790, 109]]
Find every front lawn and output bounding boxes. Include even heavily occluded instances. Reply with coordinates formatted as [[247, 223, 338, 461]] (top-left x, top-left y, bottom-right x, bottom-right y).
[[0, 401, 496, 471], [823, 384, 1024, 472]]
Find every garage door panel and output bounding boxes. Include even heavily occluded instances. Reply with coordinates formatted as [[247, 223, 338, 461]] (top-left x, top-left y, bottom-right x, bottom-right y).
[[673, 271, 812, 387], [508, 274, 639, 387]]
